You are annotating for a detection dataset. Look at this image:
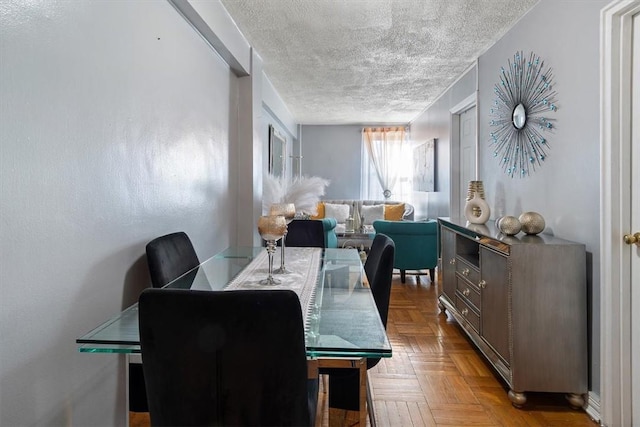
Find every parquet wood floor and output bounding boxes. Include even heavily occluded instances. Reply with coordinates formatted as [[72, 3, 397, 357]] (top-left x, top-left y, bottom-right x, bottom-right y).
[[354, 273, 599, 427], [130, 273, 599, 427]]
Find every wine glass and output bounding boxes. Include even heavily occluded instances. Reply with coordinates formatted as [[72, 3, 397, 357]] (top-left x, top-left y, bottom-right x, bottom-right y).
[[270, 203, 295, 274], [257, 215, 287, 285]]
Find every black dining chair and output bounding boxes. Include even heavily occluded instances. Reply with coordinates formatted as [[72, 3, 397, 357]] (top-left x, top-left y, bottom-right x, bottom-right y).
[[363, 234, 395, 330], [145, 231, 200, 288], [138, 288, 318, 427], [129, 232, 201, 413], [285, 219, 326, 248], [321, 233, 395, 427]]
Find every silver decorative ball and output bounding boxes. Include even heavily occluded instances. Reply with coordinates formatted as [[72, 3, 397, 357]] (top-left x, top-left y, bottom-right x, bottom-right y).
[[518, 211, 545, 235], [499, 215, 521, 236]]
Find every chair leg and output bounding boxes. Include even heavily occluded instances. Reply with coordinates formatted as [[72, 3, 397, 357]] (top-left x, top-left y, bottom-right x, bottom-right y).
[[400, 270, 406, 283], [366, 372, 376, 427], [429, 268, 435, 283]]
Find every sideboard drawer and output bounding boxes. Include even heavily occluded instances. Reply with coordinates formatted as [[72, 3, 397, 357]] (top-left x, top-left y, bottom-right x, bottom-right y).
[[455, 257, 480, 285], [456, 277, 480, 310], [455, 295, 480, 332]]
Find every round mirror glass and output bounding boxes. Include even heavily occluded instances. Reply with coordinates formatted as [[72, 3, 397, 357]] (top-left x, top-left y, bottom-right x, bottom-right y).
[[512, 103, 526, 129]]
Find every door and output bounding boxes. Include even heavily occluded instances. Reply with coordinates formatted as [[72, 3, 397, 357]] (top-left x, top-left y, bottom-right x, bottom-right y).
[[631, 11, 639, 423], [601, 2, 639, 425], [479, 247, 510, 364], [440, 226, 457, 303], [459, 106, 477, 216]]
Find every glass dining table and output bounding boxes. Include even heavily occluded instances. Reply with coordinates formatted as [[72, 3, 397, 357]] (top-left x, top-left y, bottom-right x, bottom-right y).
[[77, 246, 391, 426]]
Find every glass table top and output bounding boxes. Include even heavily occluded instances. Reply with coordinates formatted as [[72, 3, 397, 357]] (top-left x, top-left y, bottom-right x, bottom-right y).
[[76, 246, 392, 359]]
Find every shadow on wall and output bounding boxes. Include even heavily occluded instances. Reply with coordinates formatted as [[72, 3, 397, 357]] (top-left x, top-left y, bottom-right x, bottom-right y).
[[494, 181, 506, 218], [122, 255, 151, 310]]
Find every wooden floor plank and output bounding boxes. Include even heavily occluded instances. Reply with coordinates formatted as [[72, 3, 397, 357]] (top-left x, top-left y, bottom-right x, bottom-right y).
[[428, 402, 497, 426], [407, 401, 438, 427]]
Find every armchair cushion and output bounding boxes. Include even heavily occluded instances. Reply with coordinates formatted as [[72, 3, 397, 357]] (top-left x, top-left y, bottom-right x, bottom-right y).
[[372, 219, 438, 283], [319, 218, 338, 248]]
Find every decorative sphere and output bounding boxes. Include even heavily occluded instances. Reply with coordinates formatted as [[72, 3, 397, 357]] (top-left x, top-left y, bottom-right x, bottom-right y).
[[494, 216, 504, 230], [518, 211, 545, 235], [499, 216, 521, 236]]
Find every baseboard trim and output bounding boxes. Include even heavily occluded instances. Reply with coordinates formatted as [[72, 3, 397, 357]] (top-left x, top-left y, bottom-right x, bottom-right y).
[[584, 391, 602, 426]]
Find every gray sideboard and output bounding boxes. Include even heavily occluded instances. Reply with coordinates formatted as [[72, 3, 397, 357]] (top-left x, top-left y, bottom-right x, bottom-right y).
[[437, 217, 588, 408]]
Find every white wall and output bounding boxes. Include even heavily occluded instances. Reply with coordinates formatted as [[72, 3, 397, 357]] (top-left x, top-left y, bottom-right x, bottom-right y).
[[413, 0, 606, 396], [0, 1, 241, 424]]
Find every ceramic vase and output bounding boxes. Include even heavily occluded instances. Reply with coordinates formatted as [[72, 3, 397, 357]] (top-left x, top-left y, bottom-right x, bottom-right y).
[[464, 193, 490, 224], [466, 180, 486, 218]]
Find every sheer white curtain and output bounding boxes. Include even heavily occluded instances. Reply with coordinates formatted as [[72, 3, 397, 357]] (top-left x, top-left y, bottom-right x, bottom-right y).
[[361, 127, 410, 200]]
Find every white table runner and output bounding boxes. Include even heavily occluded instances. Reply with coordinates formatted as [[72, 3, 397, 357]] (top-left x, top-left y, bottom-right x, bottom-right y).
[[225, 247, 322, 328]]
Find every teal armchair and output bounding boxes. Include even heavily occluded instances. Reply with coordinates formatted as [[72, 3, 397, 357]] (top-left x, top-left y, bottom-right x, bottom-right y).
[[372, 219, 438, 283], [319, 218, 338, 248]]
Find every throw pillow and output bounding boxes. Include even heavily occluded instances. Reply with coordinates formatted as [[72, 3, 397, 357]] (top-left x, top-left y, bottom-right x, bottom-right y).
[[384, 203, 405, 221], [310, 202, 325, 219], [360, 204, 384, 225], [324, 203, 350, 223]]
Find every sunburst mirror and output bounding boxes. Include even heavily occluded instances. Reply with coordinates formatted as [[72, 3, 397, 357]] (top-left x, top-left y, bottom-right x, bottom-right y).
[[489, 51, 558, 178]]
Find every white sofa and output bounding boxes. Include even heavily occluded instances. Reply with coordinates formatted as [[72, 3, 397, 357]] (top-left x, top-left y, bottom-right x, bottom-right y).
[[322, 200, 414, 221], [319, 199, 414, 249]]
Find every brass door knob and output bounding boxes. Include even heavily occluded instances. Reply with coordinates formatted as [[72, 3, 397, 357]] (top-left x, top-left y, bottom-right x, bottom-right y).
[[623, 232, 640, 246]]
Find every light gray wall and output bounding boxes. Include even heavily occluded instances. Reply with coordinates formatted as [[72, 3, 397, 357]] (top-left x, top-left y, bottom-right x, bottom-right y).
[[411, 67, 478, 219], [478, 0, 605, 395], [262, 107, 296, 184], [413, 0, 606, 395], [300, 125, 363, 199], [0, 1, 245, 424]]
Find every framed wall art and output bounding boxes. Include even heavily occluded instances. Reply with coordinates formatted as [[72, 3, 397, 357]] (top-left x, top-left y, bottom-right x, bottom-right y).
[[268, 124, 286, 178], [413, 138, 436, 192]]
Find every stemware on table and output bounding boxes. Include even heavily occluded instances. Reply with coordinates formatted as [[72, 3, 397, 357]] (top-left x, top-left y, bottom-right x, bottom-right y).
[[257, 215, 287, 285], [269, 203, 295, 274]]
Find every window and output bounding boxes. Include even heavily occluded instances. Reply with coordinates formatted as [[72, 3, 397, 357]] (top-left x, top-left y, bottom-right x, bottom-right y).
[[361, 127, 413, 202]]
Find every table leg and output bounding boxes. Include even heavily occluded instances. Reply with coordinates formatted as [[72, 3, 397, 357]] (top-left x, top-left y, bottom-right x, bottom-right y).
[[126, 354, 133, 427], [319, 358, 367, 427]]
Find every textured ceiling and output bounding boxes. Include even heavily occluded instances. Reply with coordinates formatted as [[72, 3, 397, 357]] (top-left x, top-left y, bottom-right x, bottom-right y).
[[220, 0, 538, 125]]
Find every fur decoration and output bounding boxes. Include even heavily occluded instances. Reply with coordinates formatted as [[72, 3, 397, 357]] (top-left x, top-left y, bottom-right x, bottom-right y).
[[263, 174, 330, 215], [262, 174, 286, 213]]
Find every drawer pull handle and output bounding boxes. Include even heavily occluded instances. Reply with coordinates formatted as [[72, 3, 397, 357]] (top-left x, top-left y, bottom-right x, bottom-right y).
[[462, 288, 470, 296], [479, 280, 487, 288], [461, 308, 469, 316], [462, 268, 470, 276], [449, 258, 456, 265]]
